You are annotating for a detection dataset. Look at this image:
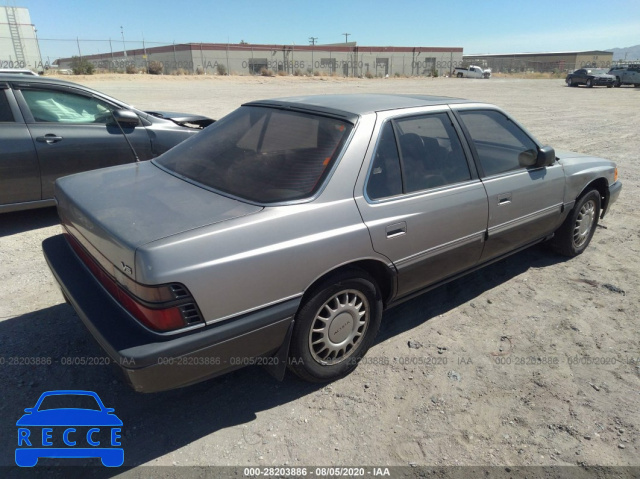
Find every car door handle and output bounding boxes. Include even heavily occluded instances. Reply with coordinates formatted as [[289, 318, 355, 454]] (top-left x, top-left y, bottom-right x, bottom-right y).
[[498, 194, 512, 205], [386, 222, 407, 238], [36, 134, 63, 144]]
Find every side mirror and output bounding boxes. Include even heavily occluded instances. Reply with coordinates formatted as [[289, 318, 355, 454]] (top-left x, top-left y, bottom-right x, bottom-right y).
[[535, 145, 555, 168], [111, 109, 140, 127]]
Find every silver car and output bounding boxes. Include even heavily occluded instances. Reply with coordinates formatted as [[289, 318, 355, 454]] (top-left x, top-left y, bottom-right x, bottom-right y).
[[43, 94, 621, 392]]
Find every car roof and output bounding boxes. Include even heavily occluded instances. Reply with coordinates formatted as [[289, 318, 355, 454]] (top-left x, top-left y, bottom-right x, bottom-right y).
[[0, 74, 131, 108], [0, 73, 84, 86], [0, 69, 38, 75], [245, 94, 476, 121]]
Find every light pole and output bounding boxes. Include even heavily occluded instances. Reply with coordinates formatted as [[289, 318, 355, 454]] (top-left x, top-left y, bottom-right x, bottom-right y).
[[309, 36, 317, 72], [120, 26, 127, 58]]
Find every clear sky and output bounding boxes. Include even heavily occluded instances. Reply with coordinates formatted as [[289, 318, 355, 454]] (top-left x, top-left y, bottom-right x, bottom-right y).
[[14, 0, 640, 63]]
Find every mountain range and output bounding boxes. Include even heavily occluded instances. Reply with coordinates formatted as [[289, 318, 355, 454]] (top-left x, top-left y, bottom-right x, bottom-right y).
[[606, 44, 640, 61]]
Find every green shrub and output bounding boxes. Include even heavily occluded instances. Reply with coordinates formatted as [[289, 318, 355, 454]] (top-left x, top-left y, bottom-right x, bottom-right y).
[[147, 61, 163, 75], [70, 56, 94, 75]]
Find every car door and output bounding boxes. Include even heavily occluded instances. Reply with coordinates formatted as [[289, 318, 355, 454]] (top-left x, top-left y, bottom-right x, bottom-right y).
[[454, 107, 565, 262], [13, 83, 154, 199], [0, 83, 42, 206], [573, 69, 586, 83], [355, 109, 489, 298]]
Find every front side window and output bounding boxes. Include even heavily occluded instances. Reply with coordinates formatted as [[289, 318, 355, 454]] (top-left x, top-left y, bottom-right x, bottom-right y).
[[156, 106, 353, 203], [458, 110, 538, 177], [21, 88, 116, 123]]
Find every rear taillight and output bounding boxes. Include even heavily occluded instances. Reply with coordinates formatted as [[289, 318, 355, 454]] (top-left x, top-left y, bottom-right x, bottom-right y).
[[65, 233, 204, 332]]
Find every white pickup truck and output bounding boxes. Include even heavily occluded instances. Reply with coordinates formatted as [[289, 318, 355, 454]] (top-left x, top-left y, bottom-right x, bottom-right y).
[[607, 65, 640, 87], [453, 65, 491, 78]]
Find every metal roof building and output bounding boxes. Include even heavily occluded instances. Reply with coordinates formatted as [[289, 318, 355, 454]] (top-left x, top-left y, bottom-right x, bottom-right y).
[[56, 42, 463, 77], [463, 51, 614, 73]]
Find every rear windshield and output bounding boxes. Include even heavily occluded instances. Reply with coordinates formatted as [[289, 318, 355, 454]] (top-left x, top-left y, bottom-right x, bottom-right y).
[[155, 106, 353, 203]]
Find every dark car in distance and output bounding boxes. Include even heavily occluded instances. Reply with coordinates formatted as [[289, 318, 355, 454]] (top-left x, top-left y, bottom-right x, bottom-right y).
[[0, 74, 214, 213], [565, 68, 615, 88]]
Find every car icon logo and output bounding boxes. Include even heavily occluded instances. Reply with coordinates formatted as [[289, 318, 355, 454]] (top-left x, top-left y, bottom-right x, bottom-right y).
[[15, 390, 123, 467]]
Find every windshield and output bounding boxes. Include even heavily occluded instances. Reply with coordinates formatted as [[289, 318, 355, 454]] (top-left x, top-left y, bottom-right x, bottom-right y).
[[156, 106, 354, 203]]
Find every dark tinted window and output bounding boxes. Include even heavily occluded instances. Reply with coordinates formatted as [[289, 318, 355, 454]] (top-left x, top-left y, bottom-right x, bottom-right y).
[[22, 88, 116, 123], [395, 113, 471, 192], [156, 106, 353, 203], [458, 110, 538, 176], [0, 90, 14, 122], [366, 122, 402, 200]]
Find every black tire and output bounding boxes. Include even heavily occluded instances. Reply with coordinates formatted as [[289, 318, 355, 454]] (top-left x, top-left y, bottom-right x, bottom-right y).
[[634, 84, 640, 88], [457, 72, 463, 78], [566, 78, 573, 86], [288, 269, 382, 382], [586, 78, 593, 88], [614, 77, 621, 87], [607, 84, 613, 88], [550, 189, 601, 257]]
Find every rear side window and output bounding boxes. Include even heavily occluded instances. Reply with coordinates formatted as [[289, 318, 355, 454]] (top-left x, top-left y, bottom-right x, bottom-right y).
[[156, 106, 353, 203], [395, 113, 471, 192], [367, 122, 403, 200], [366, 112, 471, 199], [0, 90, 14, 122], [458, 110, 538, 176]]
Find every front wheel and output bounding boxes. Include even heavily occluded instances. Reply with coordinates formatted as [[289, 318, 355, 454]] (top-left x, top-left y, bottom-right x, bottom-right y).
[[288, 269, 382, 382], [550, 189, 601, 257], [586, 78, 593, 88], [614, 77, 621, 87]]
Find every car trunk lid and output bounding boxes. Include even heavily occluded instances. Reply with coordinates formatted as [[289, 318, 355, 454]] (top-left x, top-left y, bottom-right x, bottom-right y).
[[56, 161, 262, 282]]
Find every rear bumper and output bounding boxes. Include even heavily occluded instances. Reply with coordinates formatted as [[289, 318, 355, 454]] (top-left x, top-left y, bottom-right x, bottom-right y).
[[43, 234, 297, 393]]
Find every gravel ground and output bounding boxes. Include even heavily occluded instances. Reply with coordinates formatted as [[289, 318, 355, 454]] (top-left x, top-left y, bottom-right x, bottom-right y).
[[0, 75, 638, 475]]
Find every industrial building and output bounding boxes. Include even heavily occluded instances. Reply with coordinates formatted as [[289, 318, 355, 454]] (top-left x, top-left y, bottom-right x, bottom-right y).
[[0, 6, 42, 72], [55, 42, 463, 77], [462, 51, 614, 73]]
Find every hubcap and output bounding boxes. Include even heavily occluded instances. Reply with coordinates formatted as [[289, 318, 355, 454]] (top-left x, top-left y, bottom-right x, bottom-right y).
[[309, 290, 369, 365], [573, 199, 596, 248]]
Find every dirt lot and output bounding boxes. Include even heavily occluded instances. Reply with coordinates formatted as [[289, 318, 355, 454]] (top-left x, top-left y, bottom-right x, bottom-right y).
[[0, 75, 638, 475]]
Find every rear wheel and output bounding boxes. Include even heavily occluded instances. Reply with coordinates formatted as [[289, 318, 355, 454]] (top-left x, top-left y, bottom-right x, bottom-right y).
[[551, 189, 601, 257], [288, 269, 382, 382], [457, 72, 463, 78]]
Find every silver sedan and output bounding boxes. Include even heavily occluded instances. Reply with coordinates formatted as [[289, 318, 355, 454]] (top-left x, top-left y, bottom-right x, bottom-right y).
[[43, 94, 621, 392]]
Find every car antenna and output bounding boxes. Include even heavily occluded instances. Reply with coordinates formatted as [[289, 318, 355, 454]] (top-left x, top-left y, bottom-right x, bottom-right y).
[[110, 111, 140, 163]]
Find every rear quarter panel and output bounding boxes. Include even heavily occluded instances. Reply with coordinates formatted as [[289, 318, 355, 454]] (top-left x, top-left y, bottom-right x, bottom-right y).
[[135, 113, 391, 324]]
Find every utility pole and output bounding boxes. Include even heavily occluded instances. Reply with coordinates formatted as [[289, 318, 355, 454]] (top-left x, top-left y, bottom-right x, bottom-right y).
[[309, 37, 317, 72], [342, 33, 350, 43], [120, 26, 127, 57]]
